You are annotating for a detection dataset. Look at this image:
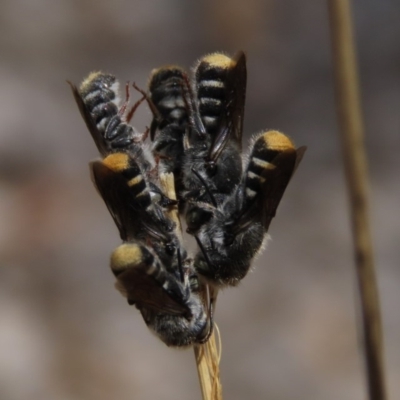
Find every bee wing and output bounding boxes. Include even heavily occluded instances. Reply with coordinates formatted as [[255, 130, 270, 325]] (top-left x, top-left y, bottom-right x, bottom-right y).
[[90, 160, 139, 241], [117, 267, 190, 316], [68, 82, 108, 157], [261, 146, 306, 231], [235, 137, 306, 234], [209, 51, 247, 161], [112, 244, 191, 316]]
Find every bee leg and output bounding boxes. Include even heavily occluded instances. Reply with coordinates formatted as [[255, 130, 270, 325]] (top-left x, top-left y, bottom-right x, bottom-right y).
[[118, 80, 132, 117], [132, 82, 162, 124], [132, 126, 150, 144], [141, 126, 150, 142], [125, 85, 146, 122], [191, 168, 217, 207], [194, 236, 214, 272], [149, 182, 178, 207]]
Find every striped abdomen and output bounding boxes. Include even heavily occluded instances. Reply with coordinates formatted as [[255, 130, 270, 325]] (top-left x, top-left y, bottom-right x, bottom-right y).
[[149, 67, 187, 128], [110, 243, 190, 315], [79, 72, 136, 148], [103, 152, 152, 210], [194, 53, 233, 133], [245, 130, 296, 202]]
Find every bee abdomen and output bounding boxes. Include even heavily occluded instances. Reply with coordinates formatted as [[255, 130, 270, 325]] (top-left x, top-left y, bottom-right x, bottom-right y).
[[92, 103, 119, 132], [149, 67, 187, 126], [79, 72, 121, 134], [104, 118, 135, 143], [246, 131, 295, 199], [195, 53, 233, 131], [103, 153, 152, 209], [111, 243, 164, 280], [157, 95, 186, 124]]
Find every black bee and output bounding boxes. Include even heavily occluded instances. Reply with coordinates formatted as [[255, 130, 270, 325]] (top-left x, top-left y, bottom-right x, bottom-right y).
[[182, 52, 247, 234], [69, 71, 152, 168], [90, 152, 176, 252], [88, 146, 212, 347], [111, 242, 212, 347], [70, 72, 177, 241], [193, 130, 306, 286], [147, 66, 188, 180]]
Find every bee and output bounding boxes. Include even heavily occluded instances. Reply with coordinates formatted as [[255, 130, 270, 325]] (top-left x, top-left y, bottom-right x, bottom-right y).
[[68, 71, 152, 169], [182, 51, 247, 234], [147, 66, 188, 180], [193, 130, 306, 286], [89, 145, 213, 346], [90, 152, 176, 248], [111, 242, 212, 347], [70, 72, 177, 239]]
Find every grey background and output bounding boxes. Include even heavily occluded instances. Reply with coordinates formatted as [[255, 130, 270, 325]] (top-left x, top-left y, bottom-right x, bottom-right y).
[[0, 1, 399, 399]]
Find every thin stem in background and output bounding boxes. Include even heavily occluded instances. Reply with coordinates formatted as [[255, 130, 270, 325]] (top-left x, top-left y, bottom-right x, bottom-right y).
[[328, 1, 387, 399]]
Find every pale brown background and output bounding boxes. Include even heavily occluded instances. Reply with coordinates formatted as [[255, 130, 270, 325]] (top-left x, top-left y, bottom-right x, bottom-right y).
[[1, 1, 399, 399]]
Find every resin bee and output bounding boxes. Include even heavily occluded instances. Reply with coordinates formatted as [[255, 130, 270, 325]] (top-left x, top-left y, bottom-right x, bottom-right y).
[[87, 139, 212, 346], [147, 66, 188, 181], [70, 72, 176, 241], [193, 130, 306, 286], [69, 72, 150, 162], [90, 152, 176, 248], [111, 242, 212, 347], [182, 51, 247, 233]]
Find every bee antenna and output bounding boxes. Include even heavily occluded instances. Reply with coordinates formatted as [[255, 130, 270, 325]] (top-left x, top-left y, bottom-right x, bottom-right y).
[[177, 248, 185, 284], [194, 235, 214, 272], [191, 168, 218, 208]]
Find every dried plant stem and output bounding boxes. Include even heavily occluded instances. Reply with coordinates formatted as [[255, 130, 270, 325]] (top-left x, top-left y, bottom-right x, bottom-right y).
[[159, 173, 223, 400], [328, 1, 387, 399], [194, 284, 222, 400], [194, 333, 222, 400], [159, 172, 182, 235]]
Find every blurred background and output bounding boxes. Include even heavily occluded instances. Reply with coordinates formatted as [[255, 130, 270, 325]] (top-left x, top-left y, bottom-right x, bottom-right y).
[[0, 1, 399, 399]]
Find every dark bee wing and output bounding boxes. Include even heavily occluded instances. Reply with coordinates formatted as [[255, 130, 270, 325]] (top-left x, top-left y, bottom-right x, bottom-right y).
[[117, 267, 190, 316], [208, 51, 247, 162], [294, 145, 307, 174], [236, 131, 306, 233], [90, 160, 134, 241], [260, 147, 303, 231], [112, 244, 190, 316], [68, 82, 108, 156], [90, 158, 171, 243]]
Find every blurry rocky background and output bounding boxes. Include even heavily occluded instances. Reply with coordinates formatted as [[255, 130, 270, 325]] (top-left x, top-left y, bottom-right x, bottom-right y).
[[0, 1, 399, 399]]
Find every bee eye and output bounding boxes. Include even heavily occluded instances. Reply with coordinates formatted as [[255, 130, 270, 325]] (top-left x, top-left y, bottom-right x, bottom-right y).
[[186, 207, 213, 234]]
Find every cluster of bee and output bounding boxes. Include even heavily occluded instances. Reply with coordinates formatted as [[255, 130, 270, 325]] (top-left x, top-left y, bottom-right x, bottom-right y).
[[69, 51, 306, 347]]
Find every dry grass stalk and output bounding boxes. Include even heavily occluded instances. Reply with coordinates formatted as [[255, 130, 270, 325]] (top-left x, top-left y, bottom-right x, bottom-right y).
[[328, 1, 387, 399], [159, 172, 223, 400], [194, 330, 222, 400]]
